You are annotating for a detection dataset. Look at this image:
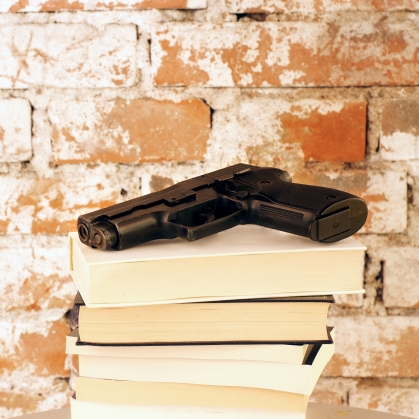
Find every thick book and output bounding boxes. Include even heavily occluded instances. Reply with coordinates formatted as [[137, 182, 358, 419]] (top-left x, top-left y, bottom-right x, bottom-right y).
[[70, 394, 306, 419], [66, 328, 314, 365], [69, 225, 366, 307], [73, 294, 333, 344], [71, 331, 334, 394], [74, 379, 310, 412]]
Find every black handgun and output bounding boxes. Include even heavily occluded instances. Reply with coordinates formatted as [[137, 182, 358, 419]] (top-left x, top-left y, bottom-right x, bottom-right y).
[[77, 163, 368, 250]]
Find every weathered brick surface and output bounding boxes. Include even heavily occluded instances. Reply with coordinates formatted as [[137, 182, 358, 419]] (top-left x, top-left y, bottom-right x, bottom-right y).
[[0, 388, 70, 419], [0, 25, 136, 89], [0, 246, 75, 311], [380, 247, 419, 308], [226, 0, 419, 13], [294, 169, 406, 234], [49, 99, 211, 164], [232, 98, 366, 163], [333, 293, 364, 308], [0, 2, 418, 417], [0, 317, 71, 417], [310, 378, 419, 418], [152, 21, 419, 87], [325, 316, 419, 378], [380, 99, 419, 160], [0, 168, 122, 234], [349, 380, 419, 418], [1, 0, 206, 12], [310, 377, 352, 406], [0, 318, 69, 378], [0, 99, 32, 162]]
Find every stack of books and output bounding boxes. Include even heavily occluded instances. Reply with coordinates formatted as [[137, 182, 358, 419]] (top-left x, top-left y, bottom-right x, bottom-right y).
[[66, 225, 366, 419]]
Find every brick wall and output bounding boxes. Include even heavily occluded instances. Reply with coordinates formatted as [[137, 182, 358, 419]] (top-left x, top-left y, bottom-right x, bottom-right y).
[[0, 1, 418, 418]]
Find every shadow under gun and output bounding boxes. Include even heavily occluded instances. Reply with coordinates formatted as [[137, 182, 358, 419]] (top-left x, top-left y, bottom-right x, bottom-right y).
[[77, 163, 368, 251]]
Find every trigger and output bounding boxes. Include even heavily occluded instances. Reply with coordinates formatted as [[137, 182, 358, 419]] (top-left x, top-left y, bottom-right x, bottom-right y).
[[195, 208, 216, 224]]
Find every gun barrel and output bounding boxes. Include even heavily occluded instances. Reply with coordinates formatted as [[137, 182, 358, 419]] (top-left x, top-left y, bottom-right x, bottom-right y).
[[78, 221, 118, 250]]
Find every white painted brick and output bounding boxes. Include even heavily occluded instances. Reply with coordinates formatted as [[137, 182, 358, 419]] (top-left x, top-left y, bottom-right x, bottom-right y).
[[381, 132, 419, 160], [0, 166, 123, 234], [226, 0, 419, 13], [381, 247, 419, 308], [362, 170, 407, 234], [0, 246, 76, 312], [0, 99, 32, 162], [152, 21, 419, 87], [0, 24, 137, 89], [0, 0, 206, 11]]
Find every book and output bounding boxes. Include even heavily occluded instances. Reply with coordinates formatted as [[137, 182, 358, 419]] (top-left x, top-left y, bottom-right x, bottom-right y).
[[67, 327, 315, 365], [74, 378, 310, 412], [69, 224, 366, 307], [70, 394, 307, 419], [75, 295, 333, 344], [71, 332, 334, 394]]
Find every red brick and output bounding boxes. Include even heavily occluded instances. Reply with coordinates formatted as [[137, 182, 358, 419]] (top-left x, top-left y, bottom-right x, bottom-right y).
[[0, 320, 69, 377], [0, 392, 43, 417], [279, 101, 366, 162], [324, 316, 419, 378], [226, 0, 419, 13], [152, 22, 419, 87], [3, 0, 206, 11], [0, 24, 136, 88], [21, 321, 70, 376], [0, 168, 122, 234], [222, 98, 365, 169], [49, 99, 210, 164]]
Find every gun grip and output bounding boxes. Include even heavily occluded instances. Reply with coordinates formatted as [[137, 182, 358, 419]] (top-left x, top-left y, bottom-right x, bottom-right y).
[[252, 182, 367, 243]]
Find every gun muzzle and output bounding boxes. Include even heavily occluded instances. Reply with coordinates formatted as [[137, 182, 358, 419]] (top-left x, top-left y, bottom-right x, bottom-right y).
[[78, 222, 118, 250]]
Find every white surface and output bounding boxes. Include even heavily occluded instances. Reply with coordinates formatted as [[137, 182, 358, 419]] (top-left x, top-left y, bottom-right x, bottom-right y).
[[70, 225, 366, 265], [11, 403, 413, 419]]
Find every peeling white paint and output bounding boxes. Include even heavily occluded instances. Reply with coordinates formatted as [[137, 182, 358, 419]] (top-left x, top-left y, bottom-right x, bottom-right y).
[[0, 25, 137, 89], [381, 132, 419, 161], [0, 0, 207, 12], [279, 70, 306, 85], [328, 316, 418, 377], [364, 170, 407, 233], [225, 0, 419, 13], [0, 99, 32, 162]]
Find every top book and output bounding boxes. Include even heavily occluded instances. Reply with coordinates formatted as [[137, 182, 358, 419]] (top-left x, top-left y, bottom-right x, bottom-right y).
[[69, 225, 366, 308]]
